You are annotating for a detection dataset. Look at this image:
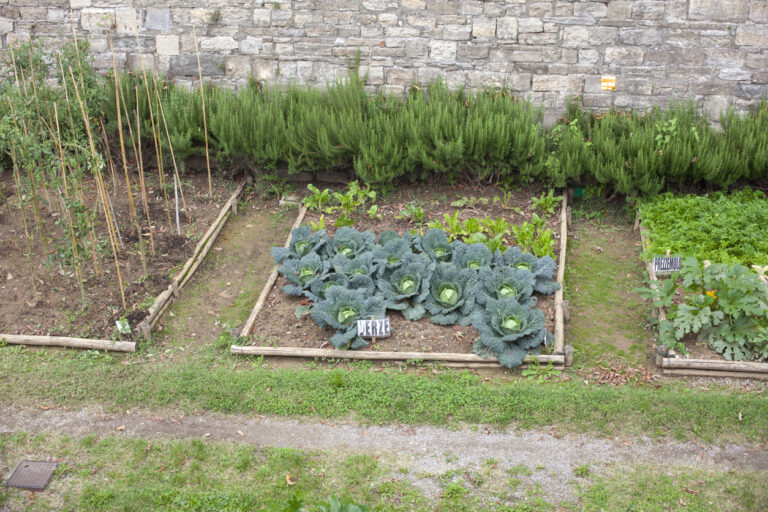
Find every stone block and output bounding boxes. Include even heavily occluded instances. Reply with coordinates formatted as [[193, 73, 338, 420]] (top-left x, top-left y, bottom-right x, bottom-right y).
[[467, 70, 506, 88], [170, 55, 224, 76], [497, 17, 517, 39], [253, 60, 276, 81], [189, 8, 213, 24], [80, 8, 113, 31], [574, 2, 607, 18], [562, 26, 617, 47], [225, 56, 251, 78], [619, 29, 661, 45], [426, 0, 459, 14], [528, 2, 554, 17], [386, 67, 415, 85], [719, 68, 751, 81], [460, 0, 484, 15], [253, 8, 270, 27], [239, 36, 261, 54], [472, 16, 495, 37], [363, 66, 384, 84], [531, 75, 583, 92], [632, 1, 664, 20], [519, 32, 557, 45], [144, 8, 171, 31], [606, 0, 631, 19], [752, 2, 768, 22], [517, 17, 543, 33], [200, 36, 238, 51], [553, 2, 573, 16], [19, 8, 45, 21], [402, 0, 426, 8], [736, 25, 768, 46], [0, 16, 12, 33], [115, 8, 136, 34], [70, 0, 91, 8], [604, 46, 644, 65], [737, 83, 768, 98], [689, 0, 748, 21], [156, 34, 179, 55], [429, 39, 456, 63], [746, 52, 768, 69], [443, 24, 471, 40], [511, 50, 542, 62], [126, 53, 154, 73], [703, 95, 729, 121], [363, 0, 397, 11], [457, 41, 489, 60], [405, 38, 429, 57], [275, 42, 294, 56], [271, 10, 293, 27]]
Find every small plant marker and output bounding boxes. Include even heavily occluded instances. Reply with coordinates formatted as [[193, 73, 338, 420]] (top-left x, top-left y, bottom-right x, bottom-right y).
[[653, 256, 682, 275], [356, 316, 391, 340]]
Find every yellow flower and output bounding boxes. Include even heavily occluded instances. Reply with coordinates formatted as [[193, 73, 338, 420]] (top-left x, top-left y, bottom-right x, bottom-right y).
[[706, 290, 717, 299]]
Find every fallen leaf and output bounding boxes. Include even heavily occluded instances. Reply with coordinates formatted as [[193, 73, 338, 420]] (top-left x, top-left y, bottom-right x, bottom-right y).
[[739, 410, 743, 422], [683, 487, 701, 495], [286, 474, 295, 485], [116, 425, 126, 432], [679, 498, 686, 506], [39, 405, 52, 410], [237, 429, 244, 436]]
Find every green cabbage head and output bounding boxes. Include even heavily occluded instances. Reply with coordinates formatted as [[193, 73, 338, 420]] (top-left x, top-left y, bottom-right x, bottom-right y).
[[310, 286, 386, 349]]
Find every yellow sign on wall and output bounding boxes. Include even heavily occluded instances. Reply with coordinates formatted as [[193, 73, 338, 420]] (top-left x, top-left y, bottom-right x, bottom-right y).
[[601, 75, 616, 91]]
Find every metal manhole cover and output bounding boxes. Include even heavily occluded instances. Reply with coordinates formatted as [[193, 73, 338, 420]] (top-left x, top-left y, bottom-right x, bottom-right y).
[[6, 461, 58, 491]]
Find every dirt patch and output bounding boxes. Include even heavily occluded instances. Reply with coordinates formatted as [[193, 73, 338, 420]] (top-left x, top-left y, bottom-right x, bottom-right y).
[[249, 182, 561, 354], [0, 171, 234, 339]]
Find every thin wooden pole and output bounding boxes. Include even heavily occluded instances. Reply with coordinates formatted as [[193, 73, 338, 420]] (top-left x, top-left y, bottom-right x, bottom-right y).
[[192, 25, 213, 196]]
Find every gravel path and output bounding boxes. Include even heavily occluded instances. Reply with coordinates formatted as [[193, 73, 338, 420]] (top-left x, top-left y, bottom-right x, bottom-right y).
[[2, 406, 766, 500]]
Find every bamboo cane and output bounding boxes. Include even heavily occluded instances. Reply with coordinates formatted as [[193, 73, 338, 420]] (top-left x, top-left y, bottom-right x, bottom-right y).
[[192, 26, 212, 196]]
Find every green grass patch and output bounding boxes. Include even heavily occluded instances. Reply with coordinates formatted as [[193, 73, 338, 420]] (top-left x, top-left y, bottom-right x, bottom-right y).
[[1, 345, 767, 444]]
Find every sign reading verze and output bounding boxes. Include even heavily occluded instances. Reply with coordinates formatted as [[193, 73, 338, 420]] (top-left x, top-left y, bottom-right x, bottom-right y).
[[653, 256, 682, 274], [356, 318, 391, 338]]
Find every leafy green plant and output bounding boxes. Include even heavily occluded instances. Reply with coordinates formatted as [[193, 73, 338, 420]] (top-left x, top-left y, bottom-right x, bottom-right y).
[[512, 215, 556, 259], [371, 237, 414, 275], [310, 215, 326, 231], [531, 189, 563, 215], [334, 213, 355, 228], [277, 253, 330, 296], [310, 287, 385, 349], [521, 359, 562, 382], [415, 229, 454, 263], [302, 184, 333, 212], [397, 202, 426, 223], [451, 242, 493, 271], [325, 227, 375, 259], [472, 298, 550, 368], [271, 226, 327, 263], [639, 189, 768, 266], [637, 257, 768, 361], [376, 254, 434, 320], [476, 266, 536, 308], [425, 264, 478, 325], [498, 247, 560, 295]]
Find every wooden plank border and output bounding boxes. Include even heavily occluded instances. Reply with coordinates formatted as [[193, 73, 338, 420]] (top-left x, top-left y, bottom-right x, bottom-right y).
[[637, 215, 768, 379], [230, 345, 564, 369], [139, 182, 246, 335], [239, 204, 308, 337], [234, 194, 571, 370], [1, 334, 135, 352]]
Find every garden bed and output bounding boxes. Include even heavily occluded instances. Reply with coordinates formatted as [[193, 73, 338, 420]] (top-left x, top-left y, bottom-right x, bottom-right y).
[[637, 220, 768, 380], [0, 171, 238, 345], [235, 182, 570, 369]]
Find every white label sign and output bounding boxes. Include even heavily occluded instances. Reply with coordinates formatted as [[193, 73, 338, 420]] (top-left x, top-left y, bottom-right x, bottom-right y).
[[356, 318, 391, 338], [653, 256, 682, 274]]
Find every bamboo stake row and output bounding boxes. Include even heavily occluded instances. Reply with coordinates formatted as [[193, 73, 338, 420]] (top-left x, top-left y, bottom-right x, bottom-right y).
[[637, 216, 768, 379], [553, 192, 568, 356]]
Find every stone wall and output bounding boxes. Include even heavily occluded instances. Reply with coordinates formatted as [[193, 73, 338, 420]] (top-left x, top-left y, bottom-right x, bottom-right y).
[[2, 0, 767, 122]]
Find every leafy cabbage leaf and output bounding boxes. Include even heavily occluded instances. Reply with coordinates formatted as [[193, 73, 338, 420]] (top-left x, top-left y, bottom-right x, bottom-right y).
[[451, 241, 494, 271], [310, 286, 386, 349], [496, 246, 560, 295], [472, 298, 549, 368], [425, 263, 478, 325], [372, 238, 415, 276], [326, 226, 376, 259], [415, 229, 455, 263], [271, 226, 327, 263], [476, 266, 536, 308], [277, 252, 330, 296], [377, 253, 435, 320]]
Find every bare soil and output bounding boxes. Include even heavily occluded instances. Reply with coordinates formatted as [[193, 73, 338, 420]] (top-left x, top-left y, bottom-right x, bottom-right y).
[[0, 171, 234, 339], [250, 182, 560, 354]]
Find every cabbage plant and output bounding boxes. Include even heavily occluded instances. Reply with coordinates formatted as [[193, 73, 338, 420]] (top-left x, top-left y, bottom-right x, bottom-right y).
[[377, 254, 435, 320], [332, 252, 377, 278], [452, 242, 493, 271], [416, 229, 454, 263], [425, 264, 478, 325], [278, 252, 330, 296], [372, 238, 414, 275], [476, 266, 536, 307], [307, 271, 349, 301], [326, 227, 376, 259], [311, 286, 386, 349], [472, 298, 550, 368], [271, 226, 327, 263], [496, 247, 560, 295]]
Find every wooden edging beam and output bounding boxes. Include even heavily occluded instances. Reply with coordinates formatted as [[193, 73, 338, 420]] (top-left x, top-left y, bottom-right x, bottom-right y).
[[230, 345, 564, 369], [638, 213, 768, 379], [141, 182, 246, 334], [240, 204, 308, 337], [553, 192, 568, 357], [1, 334, 135, 352]]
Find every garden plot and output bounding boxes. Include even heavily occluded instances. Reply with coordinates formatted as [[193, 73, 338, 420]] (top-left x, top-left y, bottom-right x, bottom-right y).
[[234, 182, 570, 369], [636, 190, 768, 380], [0, 172, 242, 350]]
